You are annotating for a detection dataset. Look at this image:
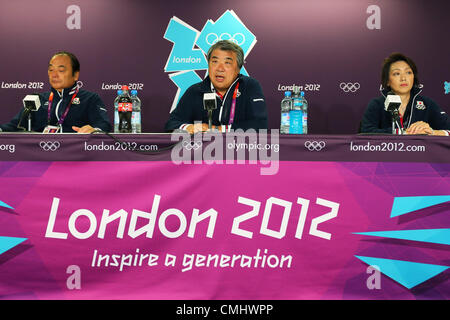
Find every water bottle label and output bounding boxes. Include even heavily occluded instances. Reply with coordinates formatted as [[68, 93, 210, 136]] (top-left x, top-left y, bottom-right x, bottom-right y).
[[289, 110, 303, 134], [293, 99, 303, 107], [281, 113, 290, 126]]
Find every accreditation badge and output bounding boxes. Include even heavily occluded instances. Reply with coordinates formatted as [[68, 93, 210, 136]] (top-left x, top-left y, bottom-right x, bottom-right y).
[[43, 125, 61, 133]]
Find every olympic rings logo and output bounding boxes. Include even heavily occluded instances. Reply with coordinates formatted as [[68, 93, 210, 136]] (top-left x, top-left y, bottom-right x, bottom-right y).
[[339, 82, 360, 93], [39, 141, 61, 151], [182, 141, 202, 150], [304, 141, 326, 151], [205, 32, 245, 46]]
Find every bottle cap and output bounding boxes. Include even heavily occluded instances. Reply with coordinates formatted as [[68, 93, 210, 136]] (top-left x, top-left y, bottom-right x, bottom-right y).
[[131, 90, 137, 95], [117, 90, 123, 95], [285, 91, 291, 96], [121, 85, 129, 90]]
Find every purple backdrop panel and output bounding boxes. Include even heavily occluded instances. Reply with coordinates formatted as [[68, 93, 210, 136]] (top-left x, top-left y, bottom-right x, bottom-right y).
[[0, 161, 448, 299]]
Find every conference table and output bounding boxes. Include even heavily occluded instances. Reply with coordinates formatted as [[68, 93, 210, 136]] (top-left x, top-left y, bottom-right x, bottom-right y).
[[0, 132, 448, 300]]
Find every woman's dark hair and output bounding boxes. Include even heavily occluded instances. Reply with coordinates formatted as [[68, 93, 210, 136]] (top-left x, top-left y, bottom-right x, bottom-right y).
[[381, 52, 419, 89], [51, 51, 80, 75]]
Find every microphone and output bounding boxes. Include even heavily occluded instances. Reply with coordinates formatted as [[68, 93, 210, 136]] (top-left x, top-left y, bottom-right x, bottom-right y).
[[203, 92, 217, 130], [18, 93, 42, 131], [23, 94, 41, 111], [384, 91, 401, 113], [384, 91, 403, 134]]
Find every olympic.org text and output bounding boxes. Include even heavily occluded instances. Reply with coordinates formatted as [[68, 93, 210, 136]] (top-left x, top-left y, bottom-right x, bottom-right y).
[[350, 141, 426, 152], [170, 128, 280, 176], [228, 139, 280, 153], [0, 144, 15, 153]]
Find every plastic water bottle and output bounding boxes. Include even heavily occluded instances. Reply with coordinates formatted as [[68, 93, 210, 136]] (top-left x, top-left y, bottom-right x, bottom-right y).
[[301, 91, 308, 134], [289, 88, 303, 134], [131, 90, 142, 133], [280, 91, 292, 134], [113, 89, 123, 133], [118, 85, 132, 133]]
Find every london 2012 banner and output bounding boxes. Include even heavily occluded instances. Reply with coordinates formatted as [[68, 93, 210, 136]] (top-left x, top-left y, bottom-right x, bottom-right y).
[[163, 10, 257, 113], [0, 160, 448, 300]]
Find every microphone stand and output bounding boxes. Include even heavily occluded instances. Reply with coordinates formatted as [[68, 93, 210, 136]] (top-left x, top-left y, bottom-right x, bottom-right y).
[[17, 108, 32, 132], [390, 109, 403, 135], [203, 93, 217, 131], [207, 109, 213, 130], [28, 112, 32, 132]]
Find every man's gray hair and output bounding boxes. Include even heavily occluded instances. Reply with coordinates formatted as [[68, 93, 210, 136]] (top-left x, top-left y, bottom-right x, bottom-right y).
[[207, 40, 244, 69]]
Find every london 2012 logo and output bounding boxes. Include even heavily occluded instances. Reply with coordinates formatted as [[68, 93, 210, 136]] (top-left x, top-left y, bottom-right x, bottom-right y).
[[163, 10, 257, 113], [445, 81, 450, 94], [353, 195, 450, 289]]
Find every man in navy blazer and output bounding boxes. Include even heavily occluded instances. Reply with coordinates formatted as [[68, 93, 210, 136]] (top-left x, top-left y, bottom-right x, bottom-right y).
[[165, 40, 268, 134], [0, 51, 111, 133]]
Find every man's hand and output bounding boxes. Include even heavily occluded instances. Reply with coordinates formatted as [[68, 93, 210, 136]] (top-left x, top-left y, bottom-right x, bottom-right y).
[[185, 123, 210, 134], [72, 125, 96, 133]]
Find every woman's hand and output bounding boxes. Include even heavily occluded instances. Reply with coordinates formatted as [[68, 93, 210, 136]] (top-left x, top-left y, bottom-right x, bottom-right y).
[[405, 121, 433, 135], [406, 121, 448, 136]]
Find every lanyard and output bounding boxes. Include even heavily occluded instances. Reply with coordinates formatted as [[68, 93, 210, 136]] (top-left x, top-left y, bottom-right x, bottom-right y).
[[47, 88, 79, 126], [228, 82, 240, 125]]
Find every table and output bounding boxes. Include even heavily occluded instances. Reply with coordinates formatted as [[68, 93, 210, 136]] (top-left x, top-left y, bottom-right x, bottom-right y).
[[0, 133, 448, 300]]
